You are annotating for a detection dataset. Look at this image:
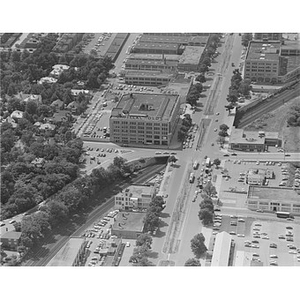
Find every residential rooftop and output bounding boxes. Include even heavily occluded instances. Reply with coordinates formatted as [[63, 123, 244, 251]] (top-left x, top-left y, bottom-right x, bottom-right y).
[[246, 41, 281, 61], [47, 238, 86, 266], [248, 186, 300, 203], [111, 93, 179, 121], [178, 46, 205, 65], [112, 212, 146, 233]]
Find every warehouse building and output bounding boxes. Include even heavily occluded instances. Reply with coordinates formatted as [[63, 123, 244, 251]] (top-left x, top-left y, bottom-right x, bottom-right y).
[[47, 237, 87, 266], [246, 186, 300, 214], [110, 93, 180, 146], [114, 184, 156, 211], [111, 212, 146, 239], [178, 46, 205, 72]]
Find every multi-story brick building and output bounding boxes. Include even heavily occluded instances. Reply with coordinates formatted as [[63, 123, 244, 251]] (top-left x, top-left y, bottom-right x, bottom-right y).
[[254, 33, 282, 41], [114, 184, 155, 211], [125, 57, 178, 71], [244, 41, 282, 83], [110, 93, 181, 146]]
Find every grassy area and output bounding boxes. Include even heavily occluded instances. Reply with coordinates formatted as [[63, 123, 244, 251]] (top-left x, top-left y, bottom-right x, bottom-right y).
[[245, 96, 300, 152]]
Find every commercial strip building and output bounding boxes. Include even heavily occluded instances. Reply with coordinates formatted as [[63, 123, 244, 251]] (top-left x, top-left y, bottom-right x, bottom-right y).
[[229, 128, 280, 152], [114, 184, 156, 211], [123, 70, 176, 86], [111, 212, 146, 239], [211, 232, 234, 266], [178, 46, 205, 72], [246, 186, 300, 214], [109, 93, 181, 146], [47, 237, 87, 266]]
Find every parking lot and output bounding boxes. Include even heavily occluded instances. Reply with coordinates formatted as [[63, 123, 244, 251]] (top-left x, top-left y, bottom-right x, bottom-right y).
[[82, 32, 115, 56], [82, 209, 121, 266], [212, 214, 300, 266], [218, 160, 299, 208]]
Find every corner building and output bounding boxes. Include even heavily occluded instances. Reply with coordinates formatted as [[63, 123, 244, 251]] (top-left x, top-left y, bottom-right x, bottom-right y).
[[109, 93, 181, 146]]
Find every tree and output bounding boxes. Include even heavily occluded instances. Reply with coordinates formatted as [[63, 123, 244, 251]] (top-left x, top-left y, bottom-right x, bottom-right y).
[[213, 158, 221, 168], [136, 233, 152, 248], [168, 155, 177, 164], [199, 200, 214, 212], [203, 182, 217, 197], [198, 208, 214, 226], [219, 124, 229, 132], [190, 233, 207, 258], [184, 258, 201, 266], [144, 211, 160, 232], [242, 33, 253, 47], [196, 74, 206, 83], [218, 130, 228, 137], [135, 257, 155, 266]]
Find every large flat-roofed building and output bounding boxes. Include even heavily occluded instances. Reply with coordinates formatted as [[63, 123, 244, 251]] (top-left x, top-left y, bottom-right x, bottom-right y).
[[125, 57, 178, 71], [115, 184, 156, 210], [47, 237, 87, 266], [124, 70, 176, 86], [244, 41, 282, 83], [178, 46, 205, 72], [131, 42, 183, 55], [128, 53, 181, 62], [211, 232, 234, 266], [281, 40, 300, 56], [229, 128, 280, 152], [247, 186, 300, 214], [254, 33, 283, 41], [138, 34, 209, 47], [111, 212, 146, 239], [110, 93, 180, 146]]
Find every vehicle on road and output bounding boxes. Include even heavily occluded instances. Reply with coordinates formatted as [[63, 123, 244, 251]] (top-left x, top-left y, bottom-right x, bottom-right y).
[[189, 172, 195, 183], [276, 211, 292, 219]]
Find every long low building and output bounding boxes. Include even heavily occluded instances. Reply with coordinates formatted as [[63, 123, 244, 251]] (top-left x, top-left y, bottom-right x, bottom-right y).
[[247, 186, 300, 214], [229, 128, 280, 152], [211, 232, 234, 266], [109, 92, 181, 146], [124, 70, 176, 86], [128, 53, 181, 62], [47, 237, 87, 266], [131, 42, 184, 55], [125, 58, 178, 72]]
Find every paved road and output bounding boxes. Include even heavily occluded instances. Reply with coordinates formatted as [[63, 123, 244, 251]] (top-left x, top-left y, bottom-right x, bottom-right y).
[[148, 33, 246, 266]]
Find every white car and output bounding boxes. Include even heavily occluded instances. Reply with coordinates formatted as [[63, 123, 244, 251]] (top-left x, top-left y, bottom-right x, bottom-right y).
[[289, 250, 297, 254], [237, 234, 245, 237], [126, 242, 130, 247]]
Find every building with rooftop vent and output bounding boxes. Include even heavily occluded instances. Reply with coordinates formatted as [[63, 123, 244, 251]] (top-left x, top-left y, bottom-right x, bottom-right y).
[[229, 128, 280, 152], [111, 212, 146, 239], [109, 93, 180, 146], [244, 41, 282, 83], [114, 184, 155, 211], [211, 232, 234, 266]]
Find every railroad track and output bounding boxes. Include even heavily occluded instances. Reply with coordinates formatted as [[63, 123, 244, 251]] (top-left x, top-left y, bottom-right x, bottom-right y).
[[237, 82, 300, 128]]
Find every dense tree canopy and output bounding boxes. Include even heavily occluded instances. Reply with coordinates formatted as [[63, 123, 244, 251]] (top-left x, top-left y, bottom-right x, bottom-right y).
[[190, 233, 207, 258]]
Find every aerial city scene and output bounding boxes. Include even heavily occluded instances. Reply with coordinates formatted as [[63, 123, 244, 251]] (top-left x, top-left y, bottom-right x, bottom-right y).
[[1, 32, 300, 267]]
